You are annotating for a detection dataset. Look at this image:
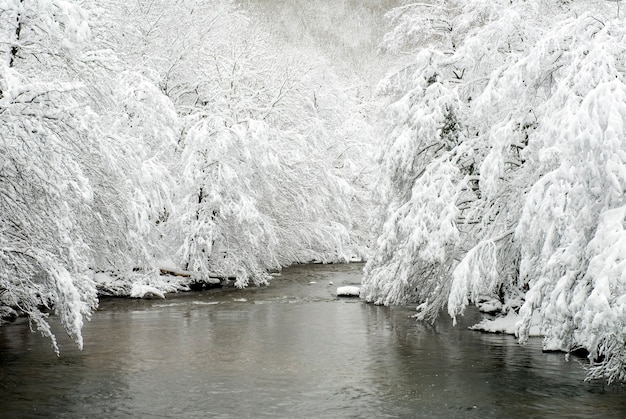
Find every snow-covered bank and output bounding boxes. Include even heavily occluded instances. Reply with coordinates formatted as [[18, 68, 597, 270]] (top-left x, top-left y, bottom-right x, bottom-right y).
[[92, 259, 224, 299], [93, 261, 363, 300], [470, 311, 542, 337], [93, 271, 194, 299], [469, 311, 567, 353]]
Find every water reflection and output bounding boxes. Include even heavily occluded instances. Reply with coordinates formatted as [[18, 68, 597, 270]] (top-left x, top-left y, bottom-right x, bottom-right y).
[[1, 264, 626, 418]]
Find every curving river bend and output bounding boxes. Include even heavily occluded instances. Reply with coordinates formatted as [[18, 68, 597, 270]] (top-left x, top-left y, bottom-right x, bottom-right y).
[[1, 263, 625, 418]]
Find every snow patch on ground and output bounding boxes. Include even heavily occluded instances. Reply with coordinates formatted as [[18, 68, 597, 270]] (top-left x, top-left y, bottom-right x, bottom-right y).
[[93, 271, 115, 285], [205, 277, 221, 284], [92, 269, 191, 298], [471, 311, 571, 352]]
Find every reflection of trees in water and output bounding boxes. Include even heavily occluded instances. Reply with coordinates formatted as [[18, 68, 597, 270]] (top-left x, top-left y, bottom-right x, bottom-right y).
[[0, 319, 34, 395], [358, 303, 624, 416], [0, 314, 130, 416], [358, 304, 466, 413]]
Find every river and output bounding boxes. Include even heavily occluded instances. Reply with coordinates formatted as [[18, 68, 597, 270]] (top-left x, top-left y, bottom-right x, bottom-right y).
[[1, 263, 625, 418]]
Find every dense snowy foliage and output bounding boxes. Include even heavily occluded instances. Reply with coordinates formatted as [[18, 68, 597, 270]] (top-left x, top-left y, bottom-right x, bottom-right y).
[[1, 0, 373, 349], [106, 0, 371, 286], [363, 0, 626, 382], [0, 0, 180, 350]]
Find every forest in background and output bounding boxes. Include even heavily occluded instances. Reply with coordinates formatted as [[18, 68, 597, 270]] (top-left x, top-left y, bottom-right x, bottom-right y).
[[1, 0, 625, 383]]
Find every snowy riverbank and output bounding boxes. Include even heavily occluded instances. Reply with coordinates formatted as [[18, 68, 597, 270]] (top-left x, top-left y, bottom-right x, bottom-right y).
[[469, 309, 570, 353], [92, 259, 224, 299], [92, 261, 567, 358]]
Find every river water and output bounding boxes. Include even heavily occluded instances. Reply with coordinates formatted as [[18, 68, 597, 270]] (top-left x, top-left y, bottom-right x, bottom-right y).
[[1, 263, 625, 418]]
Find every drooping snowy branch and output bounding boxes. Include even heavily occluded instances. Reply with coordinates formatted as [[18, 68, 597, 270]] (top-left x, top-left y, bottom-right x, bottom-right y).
[[365, 0, 626, 382], [0, 0, 180, 349]]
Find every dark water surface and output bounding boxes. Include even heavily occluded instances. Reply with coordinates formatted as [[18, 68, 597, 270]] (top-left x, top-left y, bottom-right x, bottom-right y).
[[1, 264, 625, 418]]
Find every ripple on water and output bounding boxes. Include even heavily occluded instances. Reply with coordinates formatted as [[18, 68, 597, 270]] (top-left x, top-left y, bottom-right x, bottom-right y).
[[1, 264, 626, 418]]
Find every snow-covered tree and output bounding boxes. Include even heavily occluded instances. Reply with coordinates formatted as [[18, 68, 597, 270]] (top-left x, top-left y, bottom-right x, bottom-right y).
[[97, 0, 242, 105], [364, 0, 626, 382], [171, 17, 366, 286], [0, 0, 104, 351], [513, 16, 626, 383], [362, 1, 474, 315], [362, 48, 467, 315], [0, 0, 178, 349], [447, 3, 626, 383], [95, 0, 373, 286]]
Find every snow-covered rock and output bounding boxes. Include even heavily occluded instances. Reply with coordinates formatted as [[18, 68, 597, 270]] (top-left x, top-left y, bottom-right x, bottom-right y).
[[476, 297, 503, 314], [337, 286, 360, 297], [130, 284, 166, 299]]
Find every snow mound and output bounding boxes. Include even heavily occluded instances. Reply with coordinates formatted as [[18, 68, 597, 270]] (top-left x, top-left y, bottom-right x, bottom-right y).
[[337, 286, 360, 297], [130, 284, 165, 299], [476, 297, 503, 314]]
